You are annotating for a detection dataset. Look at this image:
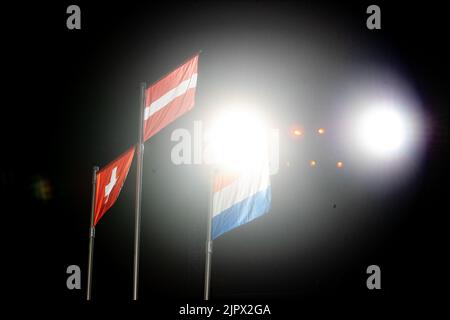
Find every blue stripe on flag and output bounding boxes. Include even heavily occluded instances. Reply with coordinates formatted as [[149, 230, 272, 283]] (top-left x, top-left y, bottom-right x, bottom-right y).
[[212, 186, 271, 240]]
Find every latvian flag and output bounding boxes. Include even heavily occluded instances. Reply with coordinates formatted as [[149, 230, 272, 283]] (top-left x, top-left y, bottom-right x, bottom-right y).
[[143, 54, 199, 141], [211, 164, 271, 240]]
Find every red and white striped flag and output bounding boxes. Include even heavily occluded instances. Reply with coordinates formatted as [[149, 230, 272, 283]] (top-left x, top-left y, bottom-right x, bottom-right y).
[[143, 54, 199, 141]]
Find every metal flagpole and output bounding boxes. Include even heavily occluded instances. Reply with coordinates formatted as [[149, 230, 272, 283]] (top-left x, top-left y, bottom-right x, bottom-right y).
[[87, 165, 99, 300], [133, 82, 146, 300], [204, 169, 215, 300]]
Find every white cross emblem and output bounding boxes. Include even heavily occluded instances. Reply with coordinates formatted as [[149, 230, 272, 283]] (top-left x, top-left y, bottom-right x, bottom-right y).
[[104, 167, 118, 203]]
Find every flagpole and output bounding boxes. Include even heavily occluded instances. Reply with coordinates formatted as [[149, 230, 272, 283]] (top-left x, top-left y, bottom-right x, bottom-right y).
[[204, 168, 215, 300], [133, 82, 146, 300], [87, 165, 99, 300]]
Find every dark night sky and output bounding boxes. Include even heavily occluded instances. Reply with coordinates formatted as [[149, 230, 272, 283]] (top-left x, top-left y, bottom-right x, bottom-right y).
[[2, 0, 449, 316]]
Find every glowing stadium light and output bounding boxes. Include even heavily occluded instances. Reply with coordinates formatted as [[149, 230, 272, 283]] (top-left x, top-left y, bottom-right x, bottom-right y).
[[206, 109, 269, 171], [291, 127, 303, 137], [317, 128, 325, 135], [336, 161, 344, 168], [356, 105, 409, 158], [340, 75, 425, 181], [309, 160, 317, 167]]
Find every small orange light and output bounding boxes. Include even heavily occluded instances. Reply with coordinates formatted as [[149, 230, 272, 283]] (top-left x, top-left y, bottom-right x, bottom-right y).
[[292, 129, 303, 136], [336, 161, 344, 168], [318, 128, 325, 135], [310, 160, 317, 167]]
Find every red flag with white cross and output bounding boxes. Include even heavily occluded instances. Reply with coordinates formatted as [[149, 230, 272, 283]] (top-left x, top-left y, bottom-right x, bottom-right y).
[[93, 146, 135, 226]]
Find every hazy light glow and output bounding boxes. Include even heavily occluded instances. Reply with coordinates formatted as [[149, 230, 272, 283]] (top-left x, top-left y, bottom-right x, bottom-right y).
[[356, 105, 409, 158], [206, 108, 269, 171]]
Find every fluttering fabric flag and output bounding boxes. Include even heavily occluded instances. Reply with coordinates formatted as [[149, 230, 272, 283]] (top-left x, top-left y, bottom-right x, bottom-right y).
[[143, 54, 199, 141], [93, 146, 135, 226], [211, 164, 271, 240]]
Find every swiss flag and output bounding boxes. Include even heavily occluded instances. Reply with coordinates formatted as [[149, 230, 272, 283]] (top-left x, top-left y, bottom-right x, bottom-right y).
[[143, 54, 199, 142], [93, 146, 135, 226]]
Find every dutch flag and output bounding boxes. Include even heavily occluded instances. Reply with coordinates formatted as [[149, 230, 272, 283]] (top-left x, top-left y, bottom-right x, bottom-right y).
[[211, 164, 271, 240]]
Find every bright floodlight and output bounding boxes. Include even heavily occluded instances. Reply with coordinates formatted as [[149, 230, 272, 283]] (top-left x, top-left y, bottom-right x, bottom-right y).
[[206, 109, 269, 171], [357, 106, 408, 158]]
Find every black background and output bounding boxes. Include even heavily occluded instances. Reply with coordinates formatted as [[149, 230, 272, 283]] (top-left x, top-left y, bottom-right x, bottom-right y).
[[2, 0, 449, 317]]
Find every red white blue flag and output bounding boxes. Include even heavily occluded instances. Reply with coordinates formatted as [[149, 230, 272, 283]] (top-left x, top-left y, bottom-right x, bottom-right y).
[[211, 164, 271, 239]]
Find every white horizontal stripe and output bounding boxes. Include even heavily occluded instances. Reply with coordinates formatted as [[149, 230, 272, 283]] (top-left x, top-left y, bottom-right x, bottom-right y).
[[212, 167, 270, 217], [144, 73, 197, 121]]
